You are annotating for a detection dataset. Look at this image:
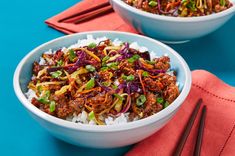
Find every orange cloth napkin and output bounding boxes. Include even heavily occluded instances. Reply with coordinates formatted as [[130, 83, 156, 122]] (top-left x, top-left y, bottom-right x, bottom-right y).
[[45, 0, 137, 34], [126, 70, 235, 156]]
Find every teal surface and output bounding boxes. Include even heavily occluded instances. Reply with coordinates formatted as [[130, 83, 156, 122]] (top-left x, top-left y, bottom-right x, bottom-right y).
[[0, 0, 234, 156]]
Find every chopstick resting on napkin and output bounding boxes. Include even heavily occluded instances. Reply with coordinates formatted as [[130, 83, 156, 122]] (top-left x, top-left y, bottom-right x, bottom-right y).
[[45, 0, 137, 34]]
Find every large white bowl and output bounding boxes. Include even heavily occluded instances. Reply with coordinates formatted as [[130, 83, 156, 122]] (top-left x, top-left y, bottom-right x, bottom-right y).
[[13, 31, 191, 148], [110, 0, 235, 43]]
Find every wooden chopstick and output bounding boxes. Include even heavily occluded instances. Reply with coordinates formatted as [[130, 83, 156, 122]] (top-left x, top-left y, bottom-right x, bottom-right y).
[[58, 1, 110, 23], [174, 98, 203, 156], [194, 105, 207, 156], [73, 5, 113, 24]]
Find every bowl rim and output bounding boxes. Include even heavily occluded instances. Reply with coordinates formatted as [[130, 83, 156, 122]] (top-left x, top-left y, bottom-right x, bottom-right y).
[[111, 0, 235, 22], [13, 31, 191, 132]]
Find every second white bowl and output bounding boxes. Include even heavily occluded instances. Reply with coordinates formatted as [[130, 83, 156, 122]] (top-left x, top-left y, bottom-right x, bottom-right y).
[[110, 0, 235, 43]]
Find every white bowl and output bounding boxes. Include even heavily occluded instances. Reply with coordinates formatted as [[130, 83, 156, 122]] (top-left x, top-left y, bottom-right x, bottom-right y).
[[13, 31, 191, 148], [110, 0, 235, 43]]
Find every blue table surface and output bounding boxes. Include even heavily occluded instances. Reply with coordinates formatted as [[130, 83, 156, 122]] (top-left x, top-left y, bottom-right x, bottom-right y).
[[0, 0, 234, 155]]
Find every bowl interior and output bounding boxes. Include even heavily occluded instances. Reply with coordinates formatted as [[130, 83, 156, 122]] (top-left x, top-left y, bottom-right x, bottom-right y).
[[16, 31, 190, 131]]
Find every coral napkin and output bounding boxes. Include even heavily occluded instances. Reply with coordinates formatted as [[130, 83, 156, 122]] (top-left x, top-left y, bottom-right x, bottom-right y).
[[126, 70, 235, 156], [45, 0, 137, 34]]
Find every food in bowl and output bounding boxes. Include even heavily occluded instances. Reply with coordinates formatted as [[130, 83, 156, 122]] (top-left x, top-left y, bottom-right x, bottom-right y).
[[124, 0, 233, 17], [14, 31, 191, 148], [26, 35, 179, 125]]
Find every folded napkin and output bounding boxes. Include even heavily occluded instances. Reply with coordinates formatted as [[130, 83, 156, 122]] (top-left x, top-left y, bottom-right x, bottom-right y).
[[126, 70, 235, 156], [45, 0, 137, 34]]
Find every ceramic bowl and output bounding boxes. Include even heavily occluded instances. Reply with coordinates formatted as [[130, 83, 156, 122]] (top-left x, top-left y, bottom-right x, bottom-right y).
[[13, 31, 191, 148], [110, 0, 235, 43]]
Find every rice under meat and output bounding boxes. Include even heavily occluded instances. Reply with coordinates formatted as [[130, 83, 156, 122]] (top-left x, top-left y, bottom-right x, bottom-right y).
[[25, 35, 179, 125]]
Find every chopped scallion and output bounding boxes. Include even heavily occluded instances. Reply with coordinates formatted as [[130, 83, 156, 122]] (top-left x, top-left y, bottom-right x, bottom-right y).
[[49, 101, 56, 112], [114, 94, 125, 101], [112, 84, 118, 89], [122, 74, 135, 81], [148, 1, 158, 7], [88, 111, 95, 120], [146, 60, 155, 65], [45, 90, 50, 99], [164, 101, 169, 108], [57, 60, 63, 66], [85, 65, 96, 72], [157, 97, 164, 104], [220, 0, 225, 6], [127, 74, 135, 81], [38, 90, 51, 104], [102, 81, 111, 87], [85, 78, 95, 90], [106, 62, 118, 70], [69, 49, 76, 61], [136, 95, 146, 106], [100, 67, 109, 71], [128, 54, 140, 63], [38, 97, 50, 104], [88, 42, 97, 49], [50, 70, 62, 78], [142, 71, 149, 77]]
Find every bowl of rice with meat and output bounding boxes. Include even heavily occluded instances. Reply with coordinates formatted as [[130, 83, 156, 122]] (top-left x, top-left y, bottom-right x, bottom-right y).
[[14, 31, 191, 148]]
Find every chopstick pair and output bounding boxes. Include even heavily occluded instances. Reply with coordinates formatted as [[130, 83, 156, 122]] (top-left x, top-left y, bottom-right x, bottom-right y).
[[58, 1, 113, 24], [174, 98, 207, 156]]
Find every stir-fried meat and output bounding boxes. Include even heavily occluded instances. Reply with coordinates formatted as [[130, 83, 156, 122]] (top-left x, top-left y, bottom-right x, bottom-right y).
[[51, 95, 73, 118], [53, 49, 64, 62], [158, 73, 177, 87], [143, 93, 163, 117], [153, 56, 170, 71], [98, 71, 112, 81], [56, 104, 74, 119], [31, 97, 41, 107], [163, 84, 179, 103], [27, 39, 180, 124], [69, 98, 85, 113], [88, 92, 113, 114], [143, 77, 164, 92], [33, 62, 41, 75]]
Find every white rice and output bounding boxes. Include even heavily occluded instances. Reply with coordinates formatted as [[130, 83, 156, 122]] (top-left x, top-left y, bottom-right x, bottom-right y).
[[25, 89, 37, 102], [39, 57, 46, 65], [25, 35, 177, 126]]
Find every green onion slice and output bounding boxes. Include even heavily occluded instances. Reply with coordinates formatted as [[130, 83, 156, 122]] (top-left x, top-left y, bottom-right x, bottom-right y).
[[88, 42, 97, 49], [136, 95, 146, 106], [68, 49, 76, 62], [142, 71, 149, 77], [100, 67, 109, 71], [85, 78, 95, 90], [50, 70, 62, 78], [164, 101, 169, 108], [114, 94, 125, 101], [49, 101, 56, 112], [148, 1, 158, 7], [157, 97, 164, 104], [57, 60, 63, 66], [85, 65, 96, 72], [128, 54, 140, 63], [89, 111, 95, 120]]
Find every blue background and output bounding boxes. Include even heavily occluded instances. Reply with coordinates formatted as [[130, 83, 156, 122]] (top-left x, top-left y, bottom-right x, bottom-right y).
[[0, 0, 234, 155]]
